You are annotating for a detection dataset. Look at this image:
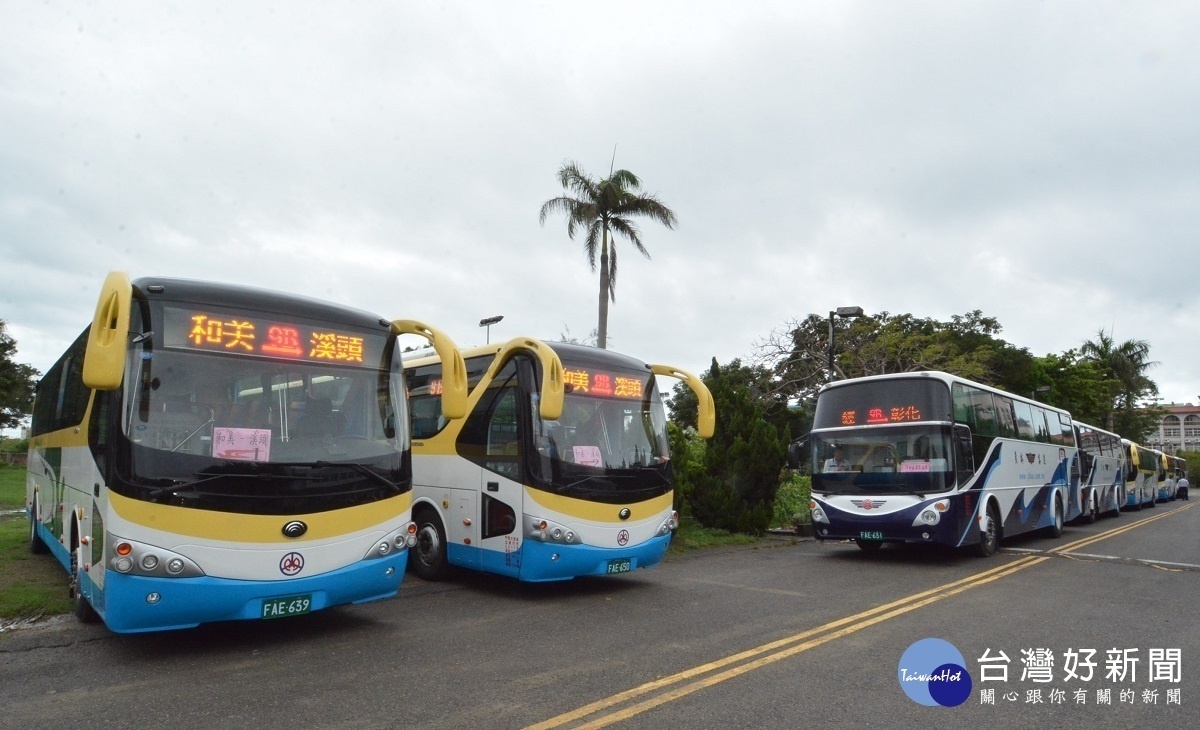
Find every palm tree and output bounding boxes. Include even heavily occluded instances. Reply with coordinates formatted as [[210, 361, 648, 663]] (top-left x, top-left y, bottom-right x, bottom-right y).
[[539, 161, 677, 349], [1080, 329, 1159, 431]]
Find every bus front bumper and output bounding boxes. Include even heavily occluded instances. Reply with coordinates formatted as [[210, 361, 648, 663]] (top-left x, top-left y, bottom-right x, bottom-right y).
[[91, 550, 409, 633], [513, 533, 671, 582]]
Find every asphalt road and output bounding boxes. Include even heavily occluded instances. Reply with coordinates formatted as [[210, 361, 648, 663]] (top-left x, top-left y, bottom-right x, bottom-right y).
[[2, 500, 1196, 729]]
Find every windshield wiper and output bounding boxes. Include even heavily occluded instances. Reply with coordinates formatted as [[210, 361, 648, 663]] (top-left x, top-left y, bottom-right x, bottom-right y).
[[147, 471, 285, 500], [308, 461, 401, 495]]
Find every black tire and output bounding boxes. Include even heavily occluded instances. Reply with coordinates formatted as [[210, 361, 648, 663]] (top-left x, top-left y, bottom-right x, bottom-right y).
[[409, 511, 448, 581], [70, 543, 100, 624], [1083, 492, 1098, 524], [976, 503, 1000, 557], [1047, 496, 1064, 538], [854, 539, 883, 553], [29, 498, 49, 555], [1146, 496, 1156, 508]]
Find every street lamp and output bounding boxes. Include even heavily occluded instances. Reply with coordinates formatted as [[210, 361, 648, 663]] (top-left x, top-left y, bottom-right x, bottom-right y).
[[479, 315, 503, 344], [827, 306, 864, 382]]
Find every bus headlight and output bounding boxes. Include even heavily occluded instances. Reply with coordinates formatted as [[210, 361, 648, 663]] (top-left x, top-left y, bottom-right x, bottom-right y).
[[526, 517, 580, 544], [810, 506, 828, 524], [912, 501, 948, 527], [106, 534, 204, 578], [364, 522, 415, 560]]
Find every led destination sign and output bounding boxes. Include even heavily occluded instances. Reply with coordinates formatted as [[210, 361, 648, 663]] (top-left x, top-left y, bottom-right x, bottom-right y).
[[163, 307, 381, 366], [563, 367, 646, 400], [841, 405, 924, 426], [813, 378, 951, 431]]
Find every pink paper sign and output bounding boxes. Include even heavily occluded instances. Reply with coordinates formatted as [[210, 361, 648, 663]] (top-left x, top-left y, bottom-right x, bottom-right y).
[[212, 427, 272, 461], [901, 461, 930, 473], [572, 445, 603, 467]]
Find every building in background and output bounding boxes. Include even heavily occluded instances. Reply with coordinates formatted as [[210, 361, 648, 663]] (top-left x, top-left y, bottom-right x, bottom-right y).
[[1144, 403, 1200, 454]]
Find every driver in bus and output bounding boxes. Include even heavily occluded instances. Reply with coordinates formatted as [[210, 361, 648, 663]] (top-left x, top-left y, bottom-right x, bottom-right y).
[[823, 445, 850, 472]]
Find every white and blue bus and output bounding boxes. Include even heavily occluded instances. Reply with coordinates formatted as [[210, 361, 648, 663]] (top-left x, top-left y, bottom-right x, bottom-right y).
[[1121, 440, 1158, 510], [795, 371, 1077, 557], [402, 339, 714, 582], [26, 272, 466, 633], [1072, 421, 1125, 521]]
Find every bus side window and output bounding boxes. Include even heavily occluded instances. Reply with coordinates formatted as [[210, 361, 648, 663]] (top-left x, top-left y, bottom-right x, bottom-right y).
[[993, 396, 1017, 438]]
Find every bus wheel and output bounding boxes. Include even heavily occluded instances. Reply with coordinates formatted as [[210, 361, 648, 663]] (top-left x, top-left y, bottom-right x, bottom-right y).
[[976, 503, 999, 558], [1048, 496, 1064, 538], [854, 539, 882, 554], [409, 513, 448, 581], [70, 546, 100, 624], [28, 498, 48, 555]]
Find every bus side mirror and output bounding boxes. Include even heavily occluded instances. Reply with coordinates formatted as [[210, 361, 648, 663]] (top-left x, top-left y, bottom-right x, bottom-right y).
[[786, 442, 802, 470], [786, 435, 809, 470], [83, 270, 132, 391]]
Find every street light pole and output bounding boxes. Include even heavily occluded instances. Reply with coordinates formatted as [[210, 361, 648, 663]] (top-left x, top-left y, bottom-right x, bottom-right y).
[[828, 306, 865, 382], [479, 315, 503, 344]]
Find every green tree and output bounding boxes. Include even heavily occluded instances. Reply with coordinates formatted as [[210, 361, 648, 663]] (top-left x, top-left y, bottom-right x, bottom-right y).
[[1080, 329, 1160, 438], [1029, 350, 1110, 425], [1, 320, 39, 430], [539, 161, 677, 349], [687, 358, 787, 535], [756, 310, 1036, 406]]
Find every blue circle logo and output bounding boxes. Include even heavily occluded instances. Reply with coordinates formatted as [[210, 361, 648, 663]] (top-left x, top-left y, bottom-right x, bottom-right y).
[[898, 638, 972, 707]]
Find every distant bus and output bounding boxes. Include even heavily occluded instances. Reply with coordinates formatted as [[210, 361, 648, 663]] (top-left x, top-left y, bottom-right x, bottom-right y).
[[795, 371, 1078, 557], [1157, 452, 1178, 502], [403, 339, 714, 581], [1171, 455, 1188, 499], [1121, 440, 1158, 510], [26, 272, 466, 633], [1073, 421, 1125, 521]]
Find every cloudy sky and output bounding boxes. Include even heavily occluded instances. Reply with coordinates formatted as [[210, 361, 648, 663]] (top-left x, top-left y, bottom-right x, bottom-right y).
[[3, 1, 1198, 417]]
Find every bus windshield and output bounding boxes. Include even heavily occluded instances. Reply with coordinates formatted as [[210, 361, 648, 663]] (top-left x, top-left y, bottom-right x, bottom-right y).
[[118, 305, 408, 509], [810, 426, 955, 496], [528, 362, 671, 504]]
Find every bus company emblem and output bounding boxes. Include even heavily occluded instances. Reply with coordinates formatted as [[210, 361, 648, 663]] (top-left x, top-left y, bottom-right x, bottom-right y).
[[282, 520, 308, 538], [851, 499, 886, 510], [280, 552, 304, 576], [618, 508, 631, 520], [617, 530, 630, 546], [1026, 453, 1036, 464]]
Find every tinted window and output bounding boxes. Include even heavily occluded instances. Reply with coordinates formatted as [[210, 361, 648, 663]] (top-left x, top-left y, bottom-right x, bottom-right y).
[[993, 396, 1017, 438], [1012, 401, 1036, 440]]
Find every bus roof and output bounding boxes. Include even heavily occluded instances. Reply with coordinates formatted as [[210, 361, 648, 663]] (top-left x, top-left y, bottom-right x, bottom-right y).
[[1073, 421, 1121, 439], [819, 370, 1073, 417], [131, 276, 391, 332], [405, 340, 653, 373]]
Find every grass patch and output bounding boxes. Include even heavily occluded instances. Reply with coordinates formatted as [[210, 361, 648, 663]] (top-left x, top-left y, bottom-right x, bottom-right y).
[[0, 514, 72, 620], [668, 519, 760, 554], [0, 464, 26, 511]]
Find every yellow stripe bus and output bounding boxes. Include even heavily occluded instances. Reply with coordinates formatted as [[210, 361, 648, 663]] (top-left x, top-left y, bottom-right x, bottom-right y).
[[25, 272, 466, 633], [402, 338, 713, 581]]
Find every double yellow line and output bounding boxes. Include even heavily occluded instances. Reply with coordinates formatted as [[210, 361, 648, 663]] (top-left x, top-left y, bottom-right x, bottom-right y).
[[528, 503, 1192, 729]]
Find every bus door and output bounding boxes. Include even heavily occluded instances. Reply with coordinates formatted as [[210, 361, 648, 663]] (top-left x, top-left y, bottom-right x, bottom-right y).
[[461, 361, 523, 577]]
